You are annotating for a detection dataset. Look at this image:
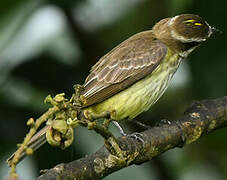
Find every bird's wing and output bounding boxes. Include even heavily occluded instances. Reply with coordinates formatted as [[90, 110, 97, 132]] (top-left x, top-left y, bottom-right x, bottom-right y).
[[81, 31, 167, 107]]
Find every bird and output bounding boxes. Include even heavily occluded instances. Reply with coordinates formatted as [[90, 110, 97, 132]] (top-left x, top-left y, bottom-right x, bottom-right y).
[[8, 14, 217, 165], [80, 14, 216, 131]]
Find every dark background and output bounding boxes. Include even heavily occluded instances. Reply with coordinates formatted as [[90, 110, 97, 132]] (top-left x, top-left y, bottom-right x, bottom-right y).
[[0, 0, 227, 179]]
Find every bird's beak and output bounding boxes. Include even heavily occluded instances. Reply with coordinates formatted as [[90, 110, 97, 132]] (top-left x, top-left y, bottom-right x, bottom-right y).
[[210, 27, 222, 36]]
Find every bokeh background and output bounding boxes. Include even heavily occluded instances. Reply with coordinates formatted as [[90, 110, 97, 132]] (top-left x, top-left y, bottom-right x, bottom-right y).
[[0, 0, 227, 179]]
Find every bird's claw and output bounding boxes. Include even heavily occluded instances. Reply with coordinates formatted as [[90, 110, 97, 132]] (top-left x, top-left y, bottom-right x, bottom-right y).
[[127, 132, 145, 145]]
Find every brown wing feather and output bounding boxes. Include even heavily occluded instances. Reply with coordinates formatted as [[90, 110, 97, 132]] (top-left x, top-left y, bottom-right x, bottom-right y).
[[81, 30, 167, 107]]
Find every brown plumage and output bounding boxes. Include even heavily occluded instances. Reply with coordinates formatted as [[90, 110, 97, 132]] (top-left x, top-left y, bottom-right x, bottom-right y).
[[81, 31, 167, 107], [81, 14, 215, 107]]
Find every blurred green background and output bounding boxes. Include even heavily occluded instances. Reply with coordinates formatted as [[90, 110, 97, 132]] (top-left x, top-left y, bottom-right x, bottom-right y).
[[0, 0, 227, 179]]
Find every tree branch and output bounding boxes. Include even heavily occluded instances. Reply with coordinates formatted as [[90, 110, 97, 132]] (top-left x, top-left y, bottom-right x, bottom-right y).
[[37, 96, 227, 180]]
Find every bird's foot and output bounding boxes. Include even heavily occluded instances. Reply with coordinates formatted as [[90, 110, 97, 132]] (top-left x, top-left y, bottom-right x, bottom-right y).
[[127, 132, 145, 145], [112, 121, 145, 144], [113, 121, 126, 136]]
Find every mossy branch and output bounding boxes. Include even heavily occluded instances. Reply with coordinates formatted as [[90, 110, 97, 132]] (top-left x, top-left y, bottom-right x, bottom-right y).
[[37, 96, 227, 180]]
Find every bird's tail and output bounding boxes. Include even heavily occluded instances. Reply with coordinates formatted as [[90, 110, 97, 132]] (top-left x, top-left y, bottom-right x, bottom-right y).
[[7, 125, 50, 166]]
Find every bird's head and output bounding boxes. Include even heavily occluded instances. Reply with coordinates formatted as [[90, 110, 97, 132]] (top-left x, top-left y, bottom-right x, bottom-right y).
[[152, 14, 219, 57]]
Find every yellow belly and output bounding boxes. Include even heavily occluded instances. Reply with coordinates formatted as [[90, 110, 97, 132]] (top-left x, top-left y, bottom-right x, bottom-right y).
[[84, 50, 181, 121]]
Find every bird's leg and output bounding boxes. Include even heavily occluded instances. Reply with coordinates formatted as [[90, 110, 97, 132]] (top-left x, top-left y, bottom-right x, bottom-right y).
[[111, 111, 144, 142], [113, 121, 145, 145], [113, 121, 127, 136]]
